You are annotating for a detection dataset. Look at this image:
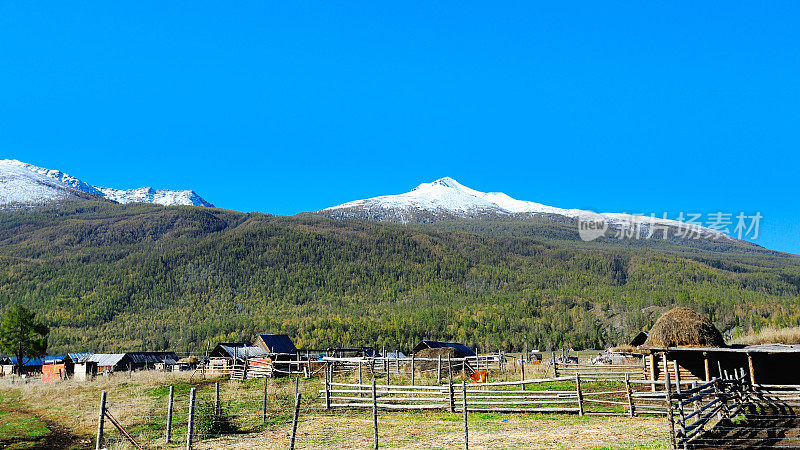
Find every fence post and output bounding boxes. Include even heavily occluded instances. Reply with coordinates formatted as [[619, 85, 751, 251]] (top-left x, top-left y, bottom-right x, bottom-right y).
[[521, 359, 525, 390], [372, 378, 378, 450], [437, 355, 442, 385], [673, 361, 687, 450], [95, 391, 106, 450], [664, 360, 676, 450], [262, 376, 268, 424], [499, 350, 503, 374], [411, 354, 415, 386], [325, 365, 331, 410], [187, 387, 196, 450], [359, 361, 364, 398], [575, 374, 584, 416], [448, 355, 455, 413], [166, 386, 174, 443], [625, 374, 635, 417], [462, 381, 469, 450], [289, 390, 302, 450], [214, 382, 220, 418], [553, 352, 559, 378]]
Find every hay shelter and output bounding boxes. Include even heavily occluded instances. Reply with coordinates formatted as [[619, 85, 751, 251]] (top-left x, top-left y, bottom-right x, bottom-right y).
[[644, 307, 726, 348]]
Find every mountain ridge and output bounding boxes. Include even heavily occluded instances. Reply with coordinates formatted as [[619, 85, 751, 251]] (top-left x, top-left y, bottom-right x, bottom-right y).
[[0, 159, 213, 207], [321, 176, 731, 243]]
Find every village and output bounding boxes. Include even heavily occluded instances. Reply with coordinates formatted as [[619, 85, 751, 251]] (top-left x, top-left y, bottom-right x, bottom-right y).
[[3, 307, 800, 449]]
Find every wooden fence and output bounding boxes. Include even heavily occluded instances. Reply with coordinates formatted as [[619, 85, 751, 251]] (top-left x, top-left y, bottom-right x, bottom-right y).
[[554, 361, 646, 381], [201, 358, 313, 380], [321, 371, 692, 416], [669, 365, 749, 449], [322, 376, 585, 414]]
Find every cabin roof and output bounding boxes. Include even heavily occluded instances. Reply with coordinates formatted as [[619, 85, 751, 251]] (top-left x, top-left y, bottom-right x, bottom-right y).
[[255, 334, 297, 354], [211, 343, 269, 359], [647, 344, 800, 354]]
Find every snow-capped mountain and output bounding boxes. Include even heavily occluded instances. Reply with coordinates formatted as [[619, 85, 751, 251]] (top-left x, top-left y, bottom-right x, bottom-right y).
[[95, 186, 213, 207], [0, 159, 213, 207], [322, 177, 726, 239]]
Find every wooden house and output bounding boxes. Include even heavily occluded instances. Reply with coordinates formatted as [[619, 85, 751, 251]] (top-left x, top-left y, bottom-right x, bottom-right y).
[[208, 343, 269, 374], [5, 356, 63, 376], [85, 352, 179, 374], [66, 353, 95, 381]]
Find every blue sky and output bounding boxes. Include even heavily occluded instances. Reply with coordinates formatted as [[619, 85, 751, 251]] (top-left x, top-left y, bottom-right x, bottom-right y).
[[2, 2, 799, 254]]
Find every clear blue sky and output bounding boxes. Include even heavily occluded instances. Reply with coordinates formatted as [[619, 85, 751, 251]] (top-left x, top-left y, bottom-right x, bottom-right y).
[[2, 2, 799, 254]]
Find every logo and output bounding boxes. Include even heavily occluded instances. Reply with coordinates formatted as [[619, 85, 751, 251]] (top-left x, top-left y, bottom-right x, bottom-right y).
[[577, 211, 607, 241]]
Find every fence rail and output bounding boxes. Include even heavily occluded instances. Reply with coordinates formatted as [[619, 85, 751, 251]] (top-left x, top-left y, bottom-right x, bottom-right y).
[[554, 361, 646, 381]]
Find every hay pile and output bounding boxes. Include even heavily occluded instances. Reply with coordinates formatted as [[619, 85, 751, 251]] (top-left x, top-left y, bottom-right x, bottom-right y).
[[414, 347, 458, 372], [644, 307, 726, 348]]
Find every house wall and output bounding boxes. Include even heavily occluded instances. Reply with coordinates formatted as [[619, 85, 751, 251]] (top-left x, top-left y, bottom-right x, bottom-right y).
[[42, 364, 66, 383], [207, 358, 231, 374], [73, 362, 95, 381]]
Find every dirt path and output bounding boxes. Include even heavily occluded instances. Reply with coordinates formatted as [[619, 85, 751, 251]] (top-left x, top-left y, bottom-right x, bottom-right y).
[[0, 407, 82, 450]]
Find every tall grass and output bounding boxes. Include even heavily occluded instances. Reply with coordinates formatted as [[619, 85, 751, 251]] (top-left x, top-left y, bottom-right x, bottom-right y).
[[733, 326, 800, 345]]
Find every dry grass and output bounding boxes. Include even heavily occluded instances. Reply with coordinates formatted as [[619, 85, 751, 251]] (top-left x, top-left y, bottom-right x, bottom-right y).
[[644, 307, 725, 348], [733, 325, 800, 345], [609, 344, 639, 353], [0, 364, 666, 449], [197, 412, 668, 449]]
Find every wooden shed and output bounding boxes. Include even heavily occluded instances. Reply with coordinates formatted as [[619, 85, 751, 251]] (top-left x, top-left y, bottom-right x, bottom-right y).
[[208, 343, 269, 374], [646, 344, 800, 385]]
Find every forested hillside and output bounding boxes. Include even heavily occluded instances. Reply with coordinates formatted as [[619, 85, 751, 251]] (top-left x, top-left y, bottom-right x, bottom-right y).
[[0, 201, 798, 355]]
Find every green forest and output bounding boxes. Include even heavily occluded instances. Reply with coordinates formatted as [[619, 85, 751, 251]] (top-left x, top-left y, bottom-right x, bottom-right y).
[[0, 200, 799, 355]]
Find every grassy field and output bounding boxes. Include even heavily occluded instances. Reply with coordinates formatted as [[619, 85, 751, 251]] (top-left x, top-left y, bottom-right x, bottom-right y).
[[0, 369, 668, 449]]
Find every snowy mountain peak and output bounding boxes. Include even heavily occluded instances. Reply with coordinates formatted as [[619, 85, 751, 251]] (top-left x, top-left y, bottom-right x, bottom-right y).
[[0, 159, 213, 208], [321, 177, 728, 239], [421, 177, 467, 190]]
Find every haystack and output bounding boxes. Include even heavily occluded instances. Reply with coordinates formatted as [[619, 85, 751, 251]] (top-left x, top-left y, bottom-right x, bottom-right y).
[[644, 307, 726, 348], [414, 347, 458, 372]]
